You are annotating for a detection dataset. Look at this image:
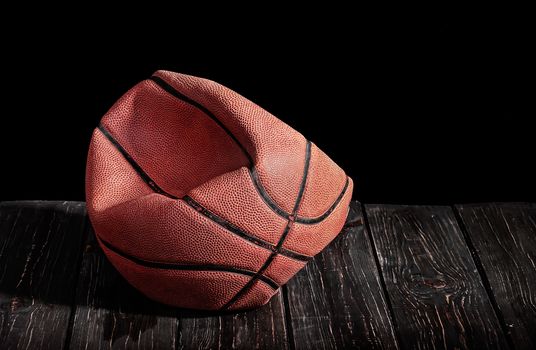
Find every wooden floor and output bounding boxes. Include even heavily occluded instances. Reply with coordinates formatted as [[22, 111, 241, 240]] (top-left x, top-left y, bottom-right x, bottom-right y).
[[0, 201, 534, 349]]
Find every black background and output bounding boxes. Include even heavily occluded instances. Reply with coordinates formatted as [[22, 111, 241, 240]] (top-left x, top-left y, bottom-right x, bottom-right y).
[[1, 15, 533, 204]]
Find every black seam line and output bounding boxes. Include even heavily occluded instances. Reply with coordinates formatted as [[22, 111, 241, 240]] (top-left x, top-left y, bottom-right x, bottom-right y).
[[279, 247, 307, 260], [221, 140, 312, 310], [97, 125, 179, 200], [183, 196, 311, 262], [250, 167, 349, 225], [150, 74, 342, 225], [151, 74, 288, 220], [273, 141, 311, 249], [96, 125, 311, 262], [292, 141, 312, 213], [452, 206, 516, 350], [219, 235, 284, 311], [249, 168, 290, 219], [295, 176, 350, 224], [149, 75, 253, 164], [247, 141, 309, 219], [98, 235, 279, 290]]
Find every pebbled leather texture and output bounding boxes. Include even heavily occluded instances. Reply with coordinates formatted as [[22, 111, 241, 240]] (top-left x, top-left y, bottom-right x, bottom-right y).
[[285, 179, 354, 256], [189, 167, 287, 245], [227, 280, 277, 310], [101, 79, 249, 198], [264, 254, 307, 285], [86, 70, 353, 310], [152, 70, 308, 214], [101, 240, 259, 310], [298, 143, 347, 218]]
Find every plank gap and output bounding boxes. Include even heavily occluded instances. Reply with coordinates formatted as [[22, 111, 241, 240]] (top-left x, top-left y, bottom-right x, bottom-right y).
[[61, 217, 91, 350], [456, 203, 536, 349], [0, 201, 88, 349], [68, 212, 179, 349], [365, 204, 509, 349], [285, 201, 398, 349], [282, 285, 296, 350], [361, 203, 402, 350], [452, 206, 515, 350]]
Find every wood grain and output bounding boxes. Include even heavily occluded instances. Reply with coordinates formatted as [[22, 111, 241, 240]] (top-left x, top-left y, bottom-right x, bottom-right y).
[[177, 291, 288, 349], [456, 203, 536, 350], [366, 204, 509, 349], [68, 221, 178, 349], [3, 199, 533, 349], [0, 201, 87, 350], [285, 201, 398, 349]]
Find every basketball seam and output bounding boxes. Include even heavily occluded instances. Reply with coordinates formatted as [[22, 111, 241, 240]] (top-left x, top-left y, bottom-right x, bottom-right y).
[[292, 141, 312, 213], [97, 234, 279, 290], [149, 75, 253, 164], [220, 140, 312, 310], [295, 177, 350, 224], [250, 167, 349, 225], [97, 125, 177, 198], [249, 168, 290, 219], [183, 195, 310, 261], [96, 125, 311, 262], [149, 75, 343, 223]]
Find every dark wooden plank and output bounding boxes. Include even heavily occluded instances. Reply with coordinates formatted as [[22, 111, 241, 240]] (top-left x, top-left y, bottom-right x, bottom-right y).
[[177, 291, 288, 349], [366, 204, 509, 349], [285, 201, 398, 349], [0, 201, 87, 349], [456, 202, 536, 350], [70, 208, 289, 350], [69, 219, 178, 349]]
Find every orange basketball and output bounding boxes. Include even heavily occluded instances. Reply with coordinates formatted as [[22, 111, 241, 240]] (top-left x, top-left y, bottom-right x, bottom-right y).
[[85, 71, 353, 310]]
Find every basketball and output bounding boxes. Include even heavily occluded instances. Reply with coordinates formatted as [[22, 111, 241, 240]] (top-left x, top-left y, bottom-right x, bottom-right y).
[[85, 70, 353, 310]]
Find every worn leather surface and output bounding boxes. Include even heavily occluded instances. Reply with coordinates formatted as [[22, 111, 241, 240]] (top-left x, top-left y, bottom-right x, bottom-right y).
[[86, 70, 353, 310]]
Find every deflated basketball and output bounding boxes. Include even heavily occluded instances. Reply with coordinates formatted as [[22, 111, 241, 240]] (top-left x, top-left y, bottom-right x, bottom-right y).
[[85, 70, 353, 310]]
